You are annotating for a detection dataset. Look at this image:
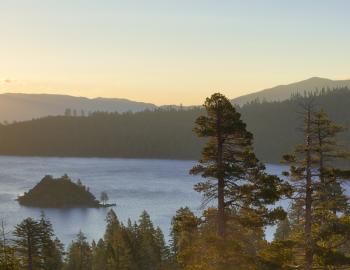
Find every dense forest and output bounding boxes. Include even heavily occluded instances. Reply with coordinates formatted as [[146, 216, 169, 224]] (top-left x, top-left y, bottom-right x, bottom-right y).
[[0, 88, 349, 163], [0, 108, 203, 159], [1, 93, 350, 269]]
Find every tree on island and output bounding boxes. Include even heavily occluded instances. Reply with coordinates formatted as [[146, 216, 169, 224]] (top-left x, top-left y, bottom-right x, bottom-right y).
[[100, 192, 109, 206]]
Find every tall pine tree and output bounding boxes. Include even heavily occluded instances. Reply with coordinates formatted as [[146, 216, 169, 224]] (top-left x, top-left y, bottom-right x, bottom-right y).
[[65, 231, 92, 270], [39, 213, 64, 270], [190, 93, 290, 238], [282, 104, 350, 269], [13, 218, 42, 270]]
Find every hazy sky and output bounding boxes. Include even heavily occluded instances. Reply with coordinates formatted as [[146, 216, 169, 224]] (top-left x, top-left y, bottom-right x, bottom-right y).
[[1, 0, 349, 105]]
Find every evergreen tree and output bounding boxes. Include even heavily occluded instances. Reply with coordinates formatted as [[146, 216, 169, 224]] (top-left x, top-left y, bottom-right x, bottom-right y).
[[137, 211, 158, 270], [172, 207, 266, 270], [65, 231, 92, 270], [190, 93, 290, 238], [100, 192, 109, 206], [123, 219, 140, 270], [258, 239, 297, 270], [282, 105, 350, 269], [311, 109, 350, 268], [104, 210, 134, 270], [170, 207, 200, 268], [0, 220, 20, 270], [274, 217, 292, 241], [311, 108, 350, 215], [39, 213, 64, 270], [153, 227, 170, 269], [91, 239, 107, 270], [282, 100, 316, 270], [13, 218, 42, 270]]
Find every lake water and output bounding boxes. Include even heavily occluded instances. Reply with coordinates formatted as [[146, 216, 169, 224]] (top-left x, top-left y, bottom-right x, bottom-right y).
[[0, 156, 288, 247]]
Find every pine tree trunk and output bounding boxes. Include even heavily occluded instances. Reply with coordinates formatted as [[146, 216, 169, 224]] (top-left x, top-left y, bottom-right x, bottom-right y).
[[27, 236, 33, 270], [304, 107, 313, 270], [317, 118, 327, 270], [318, 122, 326, 201], [218, 177, 225, 238], [1, 221, 8, 270], [217, 112, 225, 238]]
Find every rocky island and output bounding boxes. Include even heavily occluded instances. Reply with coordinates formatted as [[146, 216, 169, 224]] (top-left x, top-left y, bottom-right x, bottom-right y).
[[18, 174, 115, 208]]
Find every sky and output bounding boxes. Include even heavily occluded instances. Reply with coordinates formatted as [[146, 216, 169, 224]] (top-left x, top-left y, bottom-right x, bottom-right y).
[[0, 0, 350, 105]]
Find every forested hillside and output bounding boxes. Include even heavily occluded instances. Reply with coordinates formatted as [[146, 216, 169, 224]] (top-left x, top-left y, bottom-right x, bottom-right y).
[[0, 88, 349, 162], [232, 77, 350, 105], [240, 88, 350, 162], [0, 108, 204, 159]]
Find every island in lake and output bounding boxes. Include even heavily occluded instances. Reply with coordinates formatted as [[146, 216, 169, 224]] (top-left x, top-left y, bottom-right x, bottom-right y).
[[18, 174, 115, 208]]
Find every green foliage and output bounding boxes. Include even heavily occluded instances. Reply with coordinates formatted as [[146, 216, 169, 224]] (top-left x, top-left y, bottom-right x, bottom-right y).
[[274, 217, 292, 241], [190, 93, 290, 238], [91, 240, 107, 270], [258, 240, 298, 270], [170, 207, 266, 270], [18, 175, 100, 208], [39, 213, 64, 270], [281, 105, 350, 269], [0, 246, 20, 270], [170, 207, 200, 262], [0, 220, 20, 270], [13, 216, 63, 270], [88, 209, 170, 270], [103, 209, 135, 269], [13, 218, 42, 270], [65, 231, 92, 270]]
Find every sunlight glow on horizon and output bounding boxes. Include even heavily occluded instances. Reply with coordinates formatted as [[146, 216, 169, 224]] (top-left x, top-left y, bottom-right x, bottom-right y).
[[1, 0, 350, 105]]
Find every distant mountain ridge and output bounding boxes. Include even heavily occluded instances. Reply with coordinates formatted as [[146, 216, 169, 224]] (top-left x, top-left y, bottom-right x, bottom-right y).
[[232, 77, 350, 105], [0, 93, 157, 122], [1, 77, 350, 122]]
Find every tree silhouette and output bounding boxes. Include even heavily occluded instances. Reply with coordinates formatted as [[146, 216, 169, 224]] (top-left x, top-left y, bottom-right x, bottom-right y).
[[100, 192, 108, 206]]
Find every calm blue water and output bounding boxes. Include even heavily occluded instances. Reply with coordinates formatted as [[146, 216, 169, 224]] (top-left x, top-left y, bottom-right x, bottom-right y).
[[0, 156, 289, 247]]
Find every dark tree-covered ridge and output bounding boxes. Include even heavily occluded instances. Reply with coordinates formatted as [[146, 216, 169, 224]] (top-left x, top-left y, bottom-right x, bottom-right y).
[[0, 87, 349, 162], [18, 175, 101, 208]]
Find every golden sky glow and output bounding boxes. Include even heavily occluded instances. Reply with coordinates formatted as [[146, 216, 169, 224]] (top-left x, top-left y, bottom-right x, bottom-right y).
[[1, 1, 349, 105]]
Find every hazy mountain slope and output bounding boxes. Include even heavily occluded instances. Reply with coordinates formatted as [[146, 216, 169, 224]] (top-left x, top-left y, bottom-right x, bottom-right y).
[[0, 93, 157, 122], [232, 77, 350, 105], [1, 77, 350, 122]]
